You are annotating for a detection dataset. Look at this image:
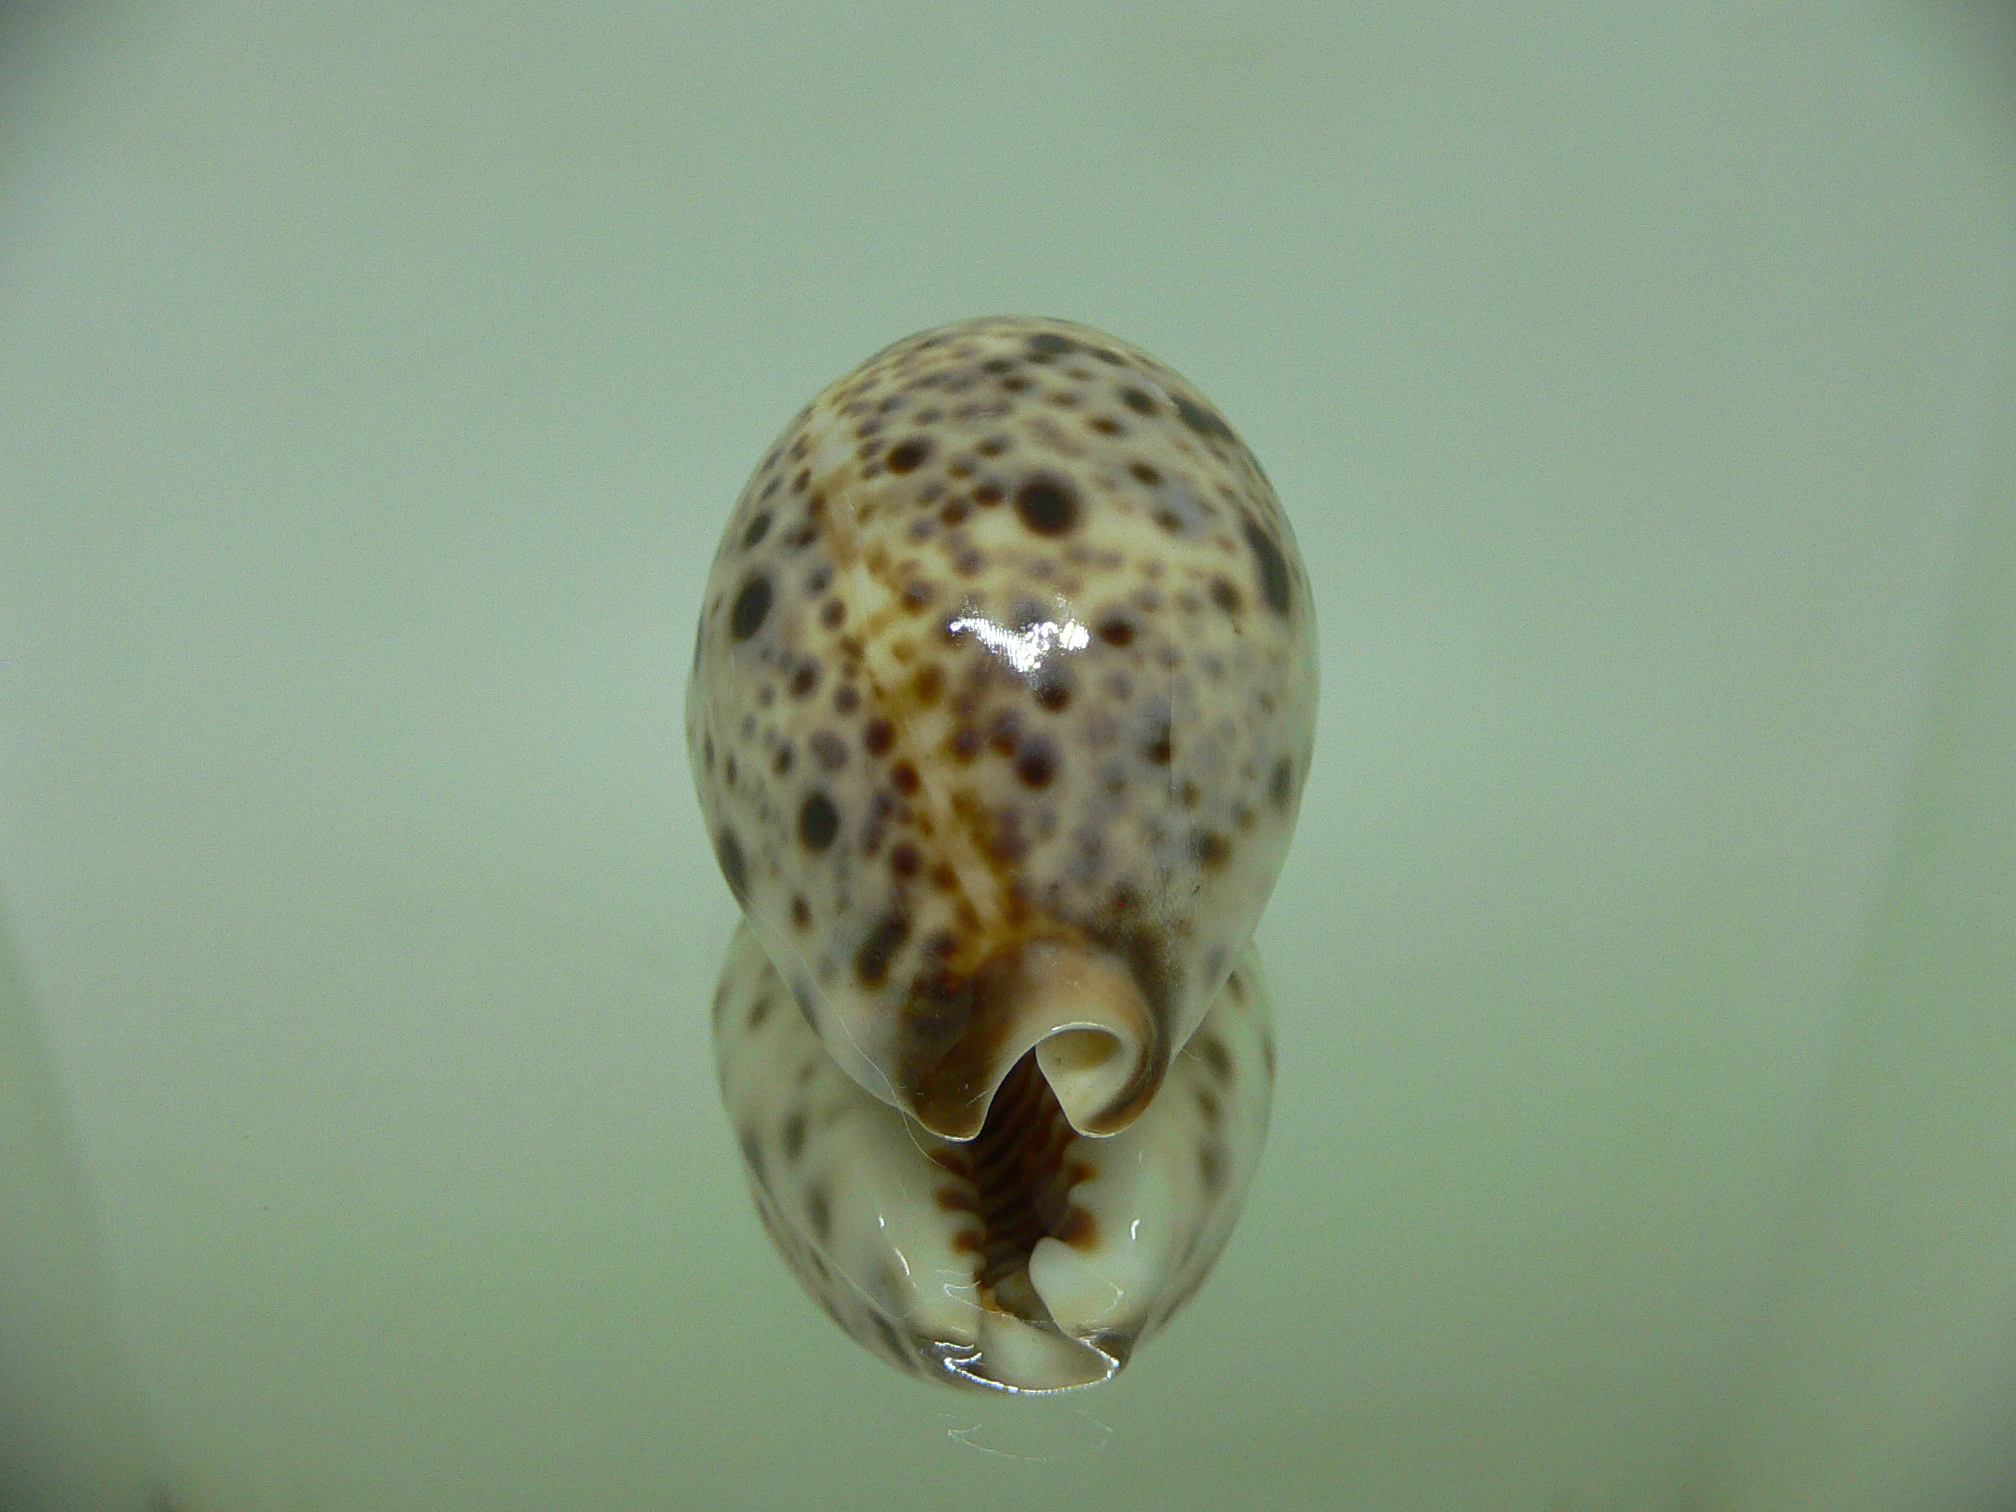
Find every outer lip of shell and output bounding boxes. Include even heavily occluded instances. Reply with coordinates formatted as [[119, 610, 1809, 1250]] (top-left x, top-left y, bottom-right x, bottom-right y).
[[896, 941, 1165, 1143]]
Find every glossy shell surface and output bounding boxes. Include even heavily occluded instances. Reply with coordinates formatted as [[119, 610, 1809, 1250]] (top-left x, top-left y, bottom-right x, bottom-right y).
[[687, 316, 1316, 1390]]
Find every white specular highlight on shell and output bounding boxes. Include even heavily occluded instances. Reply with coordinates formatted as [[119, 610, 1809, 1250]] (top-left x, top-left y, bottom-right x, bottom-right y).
[[686, 315, 1318, 1392], [947, 614, 1091, 674]]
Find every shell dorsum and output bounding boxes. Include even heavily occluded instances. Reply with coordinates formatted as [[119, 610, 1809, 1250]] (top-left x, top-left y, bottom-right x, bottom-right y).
[[688, 317, 1316, 1135], [688, 316, 1316, 1389]]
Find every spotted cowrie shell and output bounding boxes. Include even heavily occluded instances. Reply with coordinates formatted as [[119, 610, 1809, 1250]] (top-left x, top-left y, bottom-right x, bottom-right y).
[[689, 316, 1316, 1391]]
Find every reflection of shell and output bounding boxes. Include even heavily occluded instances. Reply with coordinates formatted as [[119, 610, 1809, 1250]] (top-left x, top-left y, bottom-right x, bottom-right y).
[[687, 317, 1317, 1391], [711, 920, 1274, 1392]]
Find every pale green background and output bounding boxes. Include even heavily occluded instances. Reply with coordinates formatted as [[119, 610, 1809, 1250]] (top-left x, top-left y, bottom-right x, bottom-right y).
[[2, 3, 2014, 1510]]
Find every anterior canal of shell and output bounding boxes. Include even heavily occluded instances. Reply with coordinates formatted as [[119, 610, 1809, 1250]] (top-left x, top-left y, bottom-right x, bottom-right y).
[[686, 315, 1317, 1391]]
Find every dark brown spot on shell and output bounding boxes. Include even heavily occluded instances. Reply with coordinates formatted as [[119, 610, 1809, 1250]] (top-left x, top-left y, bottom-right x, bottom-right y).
[[1270, 755, 1294, 809], [1015, 738, 1057, 789], [1242, 518, 1293, 615], [742, 512, 772, 548], [1144, 719, 1173, 765], [810, 731, 849, 771], [730, 575, 772, 640], [799, 792, 839, 851], [865, 719, 895, 756], [886, 437, 932, 474], [1190, 829, 1231, 871], [1174, 393, 1237, 443], [1013, 474, 1079, 536], [855, 913, 910, 988]]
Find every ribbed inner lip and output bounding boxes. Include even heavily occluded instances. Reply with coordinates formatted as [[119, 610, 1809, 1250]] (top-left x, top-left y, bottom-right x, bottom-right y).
[[934, 1050, 1094, 1323]]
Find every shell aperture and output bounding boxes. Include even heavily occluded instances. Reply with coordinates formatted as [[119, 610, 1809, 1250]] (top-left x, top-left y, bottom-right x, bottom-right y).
[[687, 316, 1317, 1391], [712, 920, 1275, 1390]]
